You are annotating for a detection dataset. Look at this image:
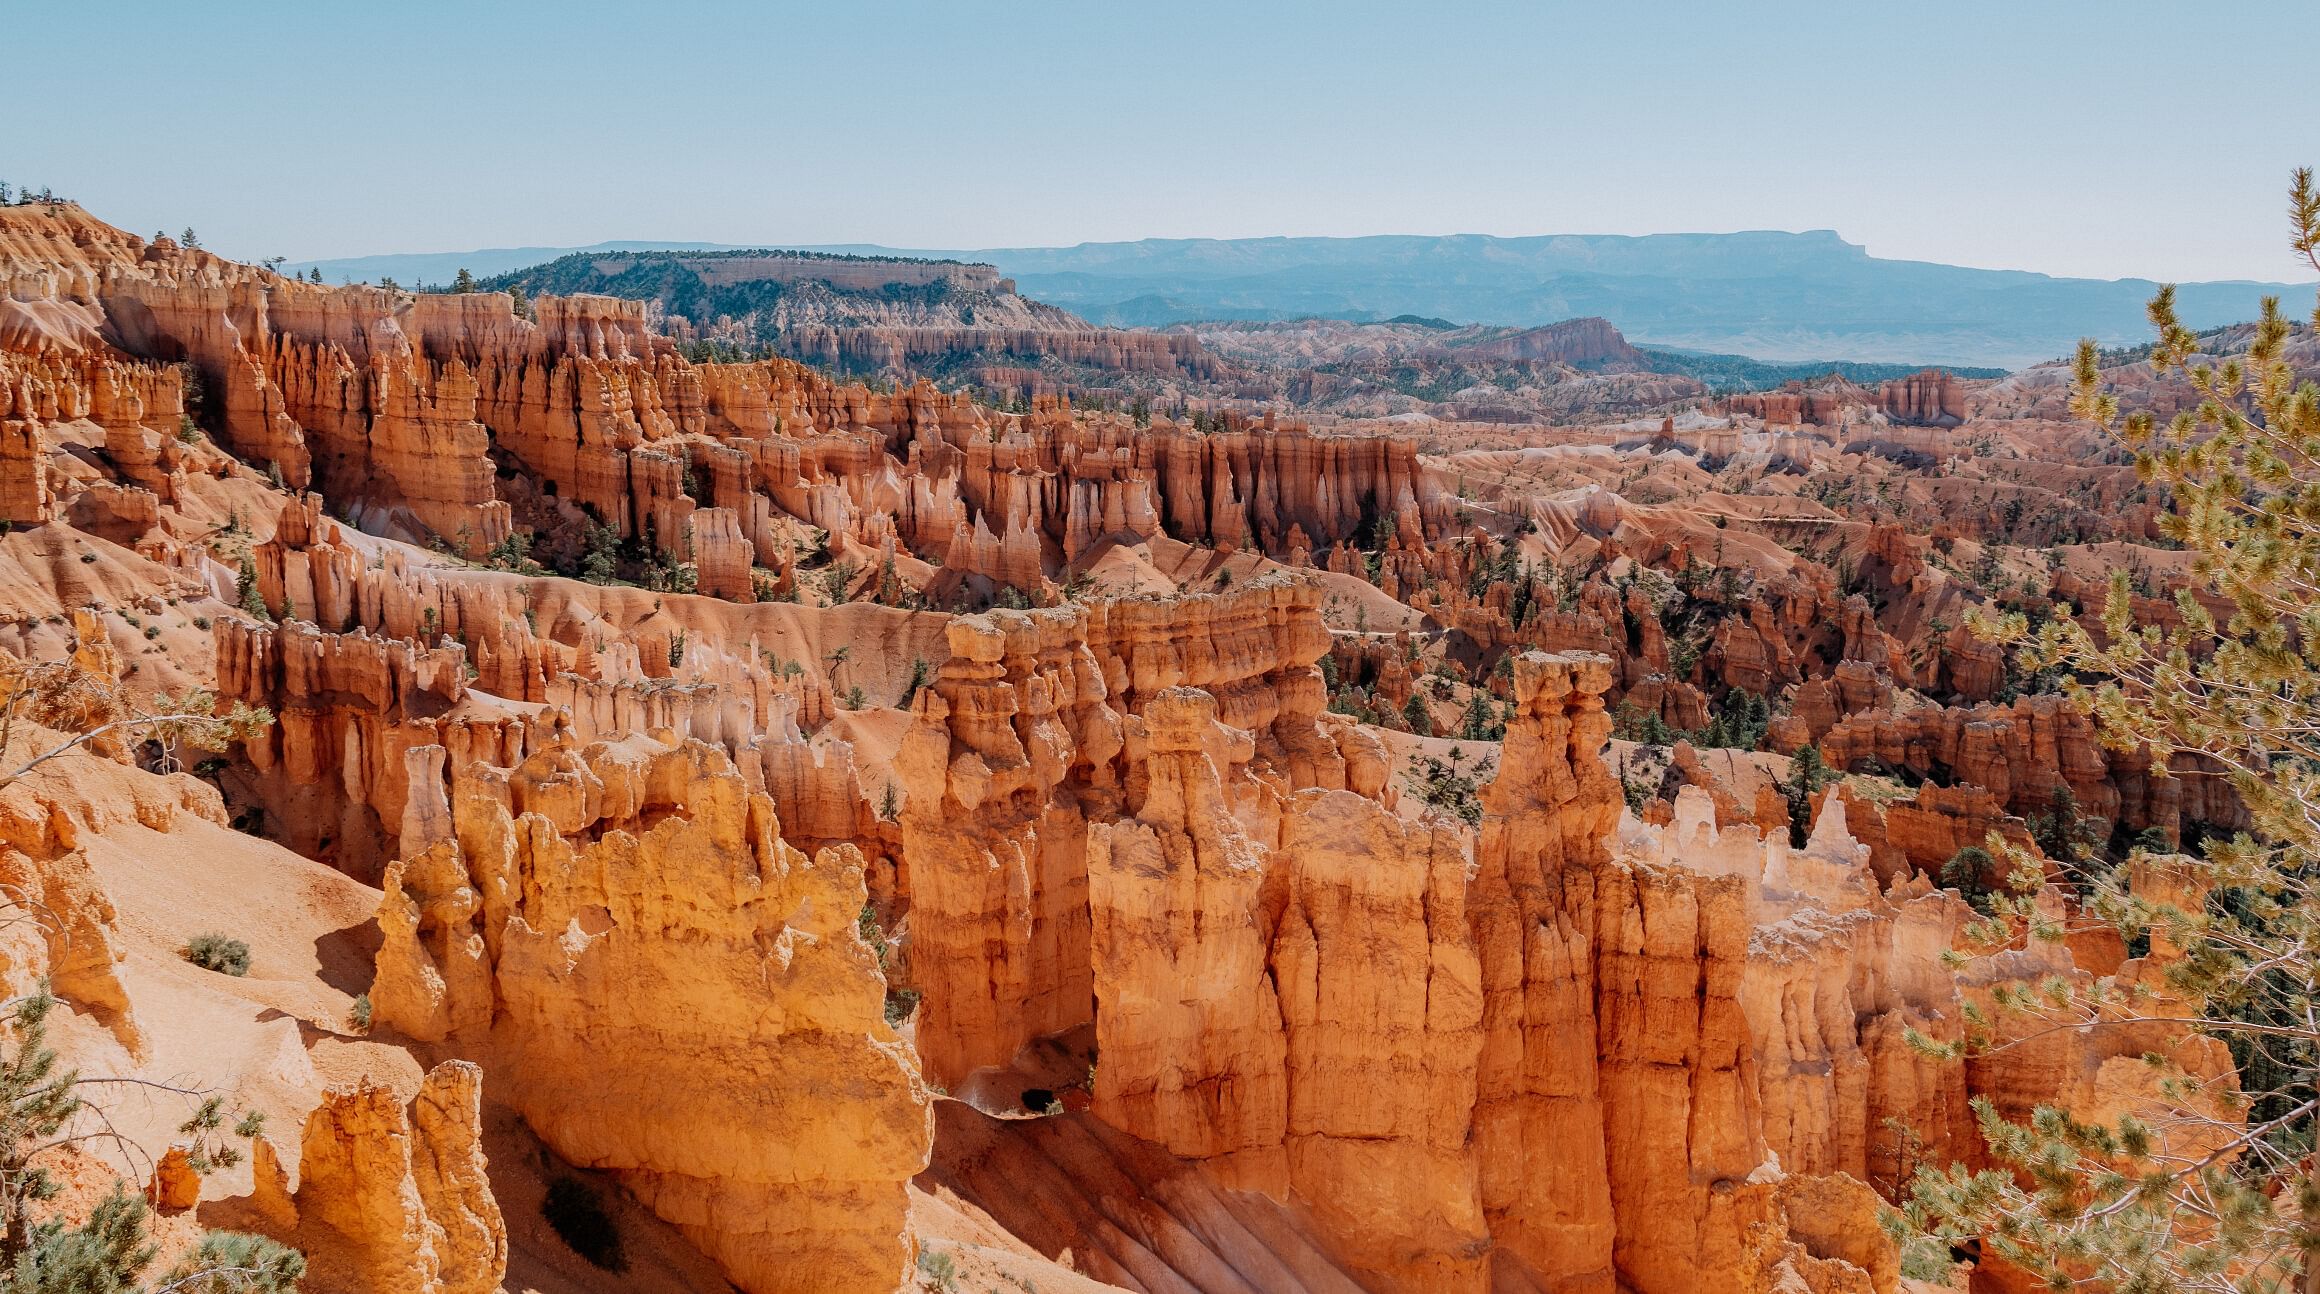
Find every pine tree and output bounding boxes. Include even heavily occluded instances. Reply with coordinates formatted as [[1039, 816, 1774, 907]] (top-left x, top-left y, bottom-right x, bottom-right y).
[[235, 554, 269, 621], [1780, 745, 1831, 848], [450, 267, 477, 293], [2026, 783, 2103, 886], [1937, 845, 1998, 914], [1457, 690, 1502, 741], [1401, 692, 1432, 737], [1899, 168, 2320, 1292]]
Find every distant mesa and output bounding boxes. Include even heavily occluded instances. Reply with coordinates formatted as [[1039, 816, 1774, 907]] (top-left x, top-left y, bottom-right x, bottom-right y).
[[532, 247, 1006, 294], [290, 229, 2311, 368], [478, 246, 1210, 389], [1458, 316, 1641, 365]]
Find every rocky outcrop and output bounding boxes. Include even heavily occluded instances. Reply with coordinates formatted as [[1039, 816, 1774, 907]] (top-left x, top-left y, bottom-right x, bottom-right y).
[[1088, 688, 1288, 1157], [0, 345, 198, 530], [1719, 383, 1866, 428], [891, 573, 1380, 1085], [892, 604, 1118, 1082], [1786, 660, 1894, 742], [888, 578, 1480, 1288], [1076, 683, 1482, 1289], [1814, 691, 2246, 840], [1629, 781, 1982, 1190], [0, 417, 48, 524], [971, 643, 1903, 1293], [220, 493, 880, 874], [1877, 369, 1967, 427], [284, 1061, 507, 1294], [1716, 371, 1974, 431], [371, 733, 931, 1294], [0, 622, 240, 1057], [1474, 651, 1781, 1292], [687, 505, 751, 599], [1836, 781, 2037, 886], [1263, 783, 1485, 1287], [1458, 316, 1643, 366], [786, 323, 1220, 383], [1466, 653, 1624, 1289], [889, 609, 1914, 1291]]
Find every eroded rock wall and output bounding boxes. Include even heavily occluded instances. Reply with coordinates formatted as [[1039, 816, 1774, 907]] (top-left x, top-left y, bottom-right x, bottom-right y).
[[4, 202, 1444, 589], [371, 735, 931, 1294], [891, 574, 1369, 1083], [284, 1060, 507, 1294], [1813, 691, 2247, 839]]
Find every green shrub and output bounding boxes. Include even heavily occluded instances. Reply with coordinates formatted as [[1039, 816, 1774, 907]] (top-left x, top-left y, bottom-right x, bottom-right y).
[[883, 987, 920, 1026], [1939, 845, 1998, 913], [542, 1177, 624, 1271], [917, 1248, 958, 1292], [182, 934, 250, 976]]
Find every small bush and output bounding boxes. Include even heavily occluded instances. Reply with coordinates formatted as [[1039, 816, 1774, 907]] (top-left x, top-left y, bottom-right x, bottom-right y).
[[1940, 845, 1997, 912], [348, 994, 371, 1031], [918, 1249, 958, 1292], [143, 625, 161, 640], [883, 987, 920, 1026], [542, 1177, 625, 1271], [183, 933, 251, 976]]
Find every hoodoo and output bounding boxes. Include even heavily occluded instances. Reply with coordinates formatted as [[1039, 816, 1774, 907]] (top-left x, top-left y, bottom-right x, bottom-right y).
[[0, 34, 2303, 1290]]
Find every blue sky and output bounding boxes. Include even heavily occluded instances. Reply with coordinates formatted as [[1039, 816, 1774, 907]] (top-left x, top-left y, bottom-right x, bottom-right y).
[[8, 0, 2316, 281]]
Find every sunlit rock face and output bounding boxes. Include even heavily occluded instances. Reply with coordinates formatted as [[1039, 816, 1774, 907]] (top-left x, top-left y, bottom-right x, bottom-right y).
[[372, 735, 931, 1294]]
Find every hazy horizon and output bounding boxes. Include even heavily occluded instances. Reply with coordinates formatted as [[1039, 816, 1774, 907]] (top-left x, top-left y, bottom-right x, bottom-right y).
[[13, 1, 2320, 285], [278, 228, 2315, 290]]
